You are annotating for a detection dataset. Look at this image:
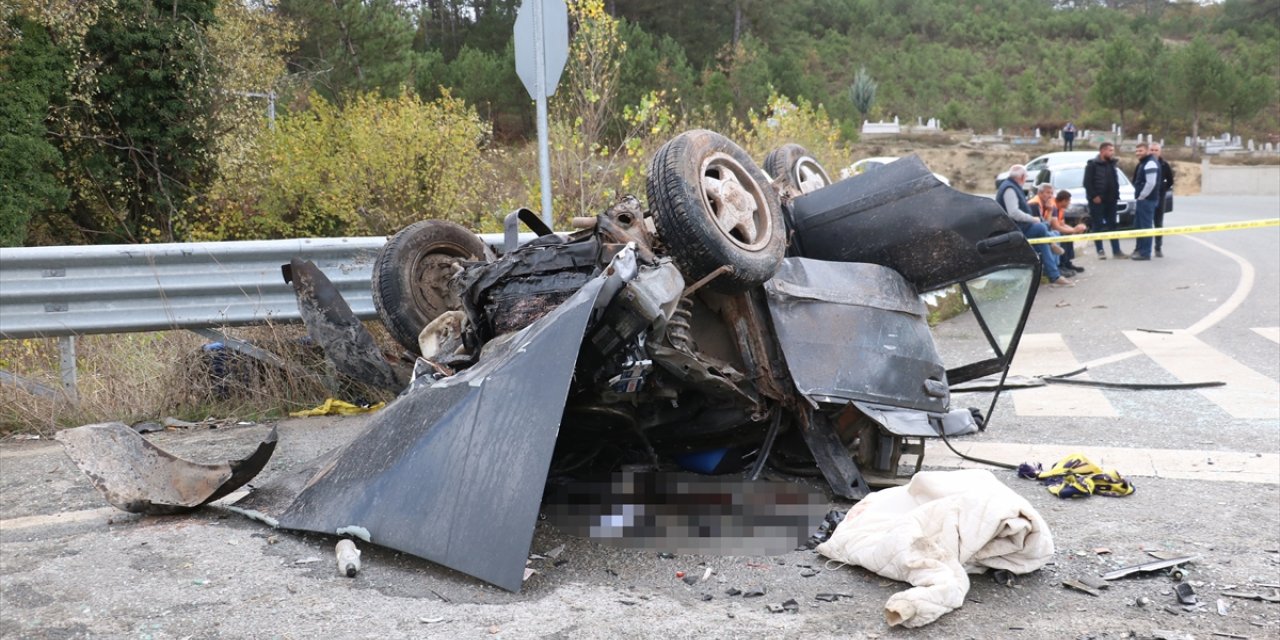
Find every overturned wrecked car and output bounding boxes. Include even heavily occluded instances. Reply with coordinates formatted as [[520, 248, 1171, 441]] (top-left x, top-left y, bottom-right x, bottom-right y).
[[60, 130, 1041, 592]]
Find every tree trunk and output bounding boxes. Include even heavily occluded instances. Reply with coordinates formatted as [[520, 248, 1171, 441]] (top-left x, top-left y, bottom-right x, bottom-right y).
[[733, 1, 742, 46], [1191, 110, 1200, 159]]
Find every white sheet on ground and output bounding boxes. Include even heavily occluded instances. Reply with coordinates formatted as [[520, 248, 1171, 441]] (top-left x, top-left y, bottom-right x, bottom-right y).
[[815, 469, 1054, 628]]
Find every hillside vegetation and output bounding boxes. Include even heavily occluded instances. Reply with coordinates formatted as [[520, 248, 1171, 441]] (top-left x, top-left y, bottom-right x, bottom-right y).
[[2, 0, 1277, 246]]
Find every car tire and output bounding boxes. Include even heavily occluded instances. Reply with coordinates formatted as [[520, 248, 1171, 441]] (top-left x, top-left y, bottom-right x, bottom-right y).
[[372, 220, 488, 354], [764, 143, 832, 195], [647, 129, 785, 293]]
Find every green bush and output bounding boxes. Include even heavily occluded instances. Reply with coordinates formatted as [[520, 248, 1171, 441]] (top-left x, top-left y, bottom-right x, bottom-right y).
[[190, 91, 490, 239]]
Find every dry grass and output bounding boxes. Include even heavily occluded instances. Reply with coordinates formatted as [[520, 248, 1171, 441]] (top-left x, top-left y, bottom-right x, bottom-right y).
[[0, 323, 363, 436]]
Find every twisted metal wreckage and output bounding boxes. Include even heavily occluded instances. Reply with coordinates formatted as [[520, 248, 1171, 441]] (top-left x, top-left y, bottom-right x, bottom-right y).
[[59, 130, 1042, 592]]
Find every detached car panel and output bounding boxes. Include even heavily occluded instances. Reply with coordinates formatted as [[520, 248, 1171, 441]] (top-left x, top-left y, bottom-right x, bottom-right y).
[[764, 258, 947, 413]]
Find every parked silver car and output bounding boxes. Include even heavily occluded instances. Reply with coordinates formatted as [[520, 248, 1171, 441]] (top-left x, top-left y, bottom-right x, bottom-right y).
[[993, 151, 1097, 189], [1028, 162, 1138, 227]]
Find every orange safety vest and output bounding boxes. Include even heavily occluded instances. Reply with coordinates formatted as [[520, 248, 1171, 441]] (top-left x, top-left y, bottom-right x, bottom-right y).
[[1032, 194, 1063, 223]]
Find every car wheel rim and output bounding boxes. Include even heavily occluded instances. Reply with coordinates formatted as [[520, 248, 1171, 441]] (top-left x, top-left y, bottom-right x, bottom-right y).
[[793, 157, 829, 194], [699, 152, 772, 251], [409, 244, 470, 317]]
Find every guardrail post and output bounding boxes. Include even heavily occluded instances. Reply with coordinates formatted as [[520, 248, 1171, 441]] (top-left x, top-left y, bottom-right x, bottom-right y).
[[59, 336, 78, 403]]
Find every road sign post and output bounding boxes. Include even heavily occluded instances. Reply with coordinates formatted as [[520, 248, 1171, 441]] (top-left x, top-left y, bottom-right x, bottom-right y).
[[514, 0, 569, 228]]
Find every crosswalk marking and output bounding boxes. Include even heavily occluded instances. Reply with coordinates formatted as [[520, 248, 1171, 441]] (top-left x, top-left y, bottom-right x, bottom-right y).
[[1123, 330, 1280, 420], [924, 441, 1280, 485], [1253, 327, 1280, 344], [1008, 333, 1118, 417]]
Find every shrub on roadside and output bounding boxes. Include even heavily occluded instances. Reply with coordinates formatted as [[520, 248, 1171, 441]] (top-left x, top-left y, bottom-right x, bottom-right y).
[[187, 90, 490, 240]]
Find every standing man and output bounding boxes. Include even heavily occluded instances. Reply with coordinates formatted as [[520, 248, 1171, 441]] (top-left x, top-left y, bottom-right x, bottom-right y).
[[1083, 142, 1125, 259], [1062, 122, 1078, 152], [1152, 143, 1174, 257], [1130, 142, 1161, 261], [997, 165, 1074, 287]]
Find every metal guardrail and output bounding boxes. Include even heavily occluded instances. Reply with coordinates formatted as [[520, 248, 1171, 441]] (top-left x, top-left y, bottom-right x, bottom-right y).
[[0, 231, 536, 401], [0, 237, 387, 340], [0, 232, 530, 341]]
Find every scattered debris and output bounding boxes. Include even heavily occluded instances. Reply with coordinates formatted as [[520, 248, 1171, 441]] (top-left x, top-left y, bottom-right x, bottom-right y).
[[1170, 566, 1187, 582], [418, 617, 446, 624], [675, 571, 686, 579], [1103, 556, 1199, 580], [781, 599, 799, 613], [336, 526, 371, 543], [682, 574, 698, 586], [806, 509, 846, 548], [815, 593, 850, 603], [487, 625, 500, 634], [800, 569, 819, 578], [742, 587, 766, 598], [725, 588, 742, 596], [1055, 300, 1070, 308], [1078, 575, 1109, 590], [1135, 596, 1152, 607], [1217, 598, 1230, 616], [701, 567, 713, 582], [1175, 583, 1197, 605], [335, 539, 361, 577], [992, 569, 1016, 587], [657, 553, 675, 560], [55, 423, 278, 515], [767, 604, 785, 613], [700, 594, 713, 602], [545, 544, 566, 559], [523, 568, 537, 582], [1209, 632, 1249, 640], [1063, 579, 1102, 597], [1094, 547, 1111, 555], [1220, 591, 1280, 603]]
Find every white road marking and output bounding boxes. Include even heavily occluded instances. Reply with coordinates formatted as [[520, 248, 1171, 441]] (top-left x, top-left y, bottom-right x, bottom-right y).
[[926, 441, 1280, 485], [1008, 333, 1117, 417], [1184, 235, 1257, 336], [1253, 327, 1280, 344], [1123, 330, 1280, 420], [1076, 235, 1258, 370], [0, 507, 122, 532]]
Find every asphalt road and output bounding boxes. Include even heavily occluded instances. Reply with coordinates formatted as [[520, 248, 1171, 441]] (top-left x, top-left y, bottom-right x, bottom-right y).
[[1, 196, 1277, 640]]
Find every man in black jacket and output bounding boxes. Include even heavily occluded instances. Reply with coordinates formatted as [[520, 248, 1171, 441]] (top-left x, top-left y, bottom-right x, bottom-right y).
[[1083, 142, 1125, 259], [1152, 143, 1174, 257]]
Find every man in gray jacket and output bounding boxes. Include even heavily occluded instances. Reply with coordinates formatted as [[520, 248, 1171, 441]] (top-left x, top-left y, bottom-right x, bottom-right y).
[[996, 165, 1073, 286], [1130, 144, 1162, 260]]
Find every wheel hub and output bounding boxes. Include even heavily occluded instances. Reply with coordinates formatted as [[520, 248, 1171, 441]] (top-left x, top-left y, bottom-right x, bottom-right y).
[[699, 152, 771, 250], [795, 157, 829, 194]]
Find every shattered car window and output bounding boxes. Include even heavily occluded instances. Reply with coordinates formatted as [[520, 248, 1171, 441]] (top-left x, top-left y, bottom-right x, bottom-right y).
[[963, 267, 1035, 357]]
